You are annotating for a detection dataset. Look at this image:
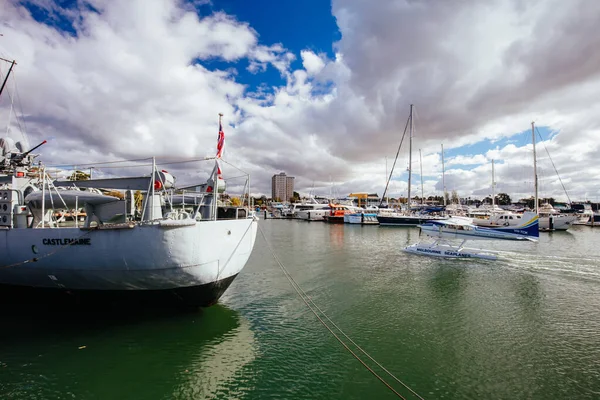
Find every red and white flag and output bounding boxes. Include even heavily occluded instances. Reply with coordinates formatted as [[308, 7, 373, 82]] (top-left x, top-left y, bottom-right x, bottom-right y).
[[216, 121, 225, 158], [214, 120, 225, 178]]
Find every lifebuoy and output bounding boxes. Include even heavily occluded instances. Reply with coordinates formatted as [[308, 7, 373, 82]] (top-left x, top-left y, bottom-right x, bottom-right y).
[[503, 221, 510, 226]]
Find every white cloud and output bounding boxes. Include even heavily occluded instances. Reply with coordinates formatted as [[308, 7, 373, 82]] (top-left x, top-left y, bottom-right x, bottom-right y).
[[447, 154, 488, 167], [300, 50, 325, 76]]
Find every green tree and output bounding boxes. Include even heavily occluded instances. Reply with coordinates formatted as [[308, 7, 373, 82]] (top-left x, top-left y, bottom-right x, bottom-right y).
[[540, 197, 555, 206], [496, 193, 511, 205], [451, 190, 459, 204], [520, 197, 535, 210], [68, 170, 90, 181]]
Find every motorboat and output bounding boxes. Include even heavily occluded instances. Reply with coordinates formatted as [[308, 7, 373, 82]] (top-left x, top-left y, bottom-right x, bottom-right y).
[[302, 207, 330, 221], [472, 211, 524, 228], [284, 198, 330, 219], [537, 203, 578, 231], [343, 210, 379, 225], [323, 203, 362, 223]]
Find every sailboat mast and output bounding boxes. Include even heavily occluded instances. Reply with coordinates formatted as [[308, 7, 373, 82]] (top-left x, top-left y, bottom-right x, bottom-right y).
[[491, 159, 495, 208], [385, 156, 389, 205], [441, 144, 446, 206], [419, 149, 424, 204], [532, 121, 538, 213], [407, 104, 413, 208]]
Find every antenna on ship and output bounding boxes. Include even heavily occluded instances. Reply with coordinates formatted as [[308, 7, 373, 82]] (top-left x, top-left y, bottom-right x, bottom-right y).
[[0, 57, 17, 98]]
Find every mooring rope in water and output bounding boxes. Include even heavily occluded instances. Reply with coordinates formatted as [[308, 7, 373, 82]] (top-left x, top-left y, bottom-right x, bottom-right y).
[[258, 225, 425, 400]]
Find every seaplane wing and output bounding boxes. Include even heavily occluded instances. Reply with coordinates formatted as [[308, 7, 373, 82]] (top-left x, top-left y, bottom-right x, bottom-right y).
[[419, 213, 539, 241]]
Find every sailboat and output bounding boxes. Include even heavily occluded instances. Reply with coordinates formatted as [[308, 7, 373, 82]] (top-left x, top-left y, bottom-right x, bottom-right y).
[[403, 212, 539, 260], [530, 122, 578, 231], [471, 160, 521, 227], [377, 105, 446, 226]]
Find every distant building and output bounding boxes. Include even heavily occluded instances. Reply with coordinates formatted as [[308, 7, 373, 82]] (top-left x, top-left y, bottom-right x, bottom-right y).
[[272, 172, 294, 201]]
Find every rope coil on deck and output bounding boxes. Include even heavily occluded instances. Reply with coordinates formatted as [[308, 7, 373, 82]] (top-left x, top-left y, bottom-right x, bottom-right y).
[[258, 224, 425, 400]]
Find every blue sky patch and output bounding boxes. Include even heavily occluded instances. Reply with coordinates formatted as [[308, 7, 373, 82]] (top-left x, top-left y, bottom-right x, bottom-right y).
[[198, 0, 340, 93]]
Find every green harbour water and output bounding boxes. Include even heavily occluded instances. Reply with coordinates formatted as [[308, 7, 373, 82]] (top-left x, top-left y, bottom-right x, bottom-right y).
[[1, 219, 599, 399]]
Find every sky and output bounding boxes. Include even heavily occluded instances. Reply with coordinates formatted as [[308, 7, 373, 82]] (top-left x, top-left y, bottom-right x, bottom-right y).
[[1, 0, 600, 203]]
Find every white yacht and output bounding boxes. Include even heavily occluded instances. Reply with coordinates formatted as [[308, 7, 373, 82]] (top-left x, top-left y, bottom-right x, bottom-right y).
[[292, 203, 331, 220], [472, 211, 524, 228], [283, 198, 330, 219], [299, 207, 331, 221], [537, 203, 578, 231], [572, 204, 600, 226]]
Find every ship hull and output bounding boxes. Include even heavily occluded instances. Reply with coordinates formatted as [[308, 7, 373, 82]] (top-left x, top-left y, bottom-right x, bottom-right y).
[[377, 215, 446, 226], [539, 215, 578, 231], [0, 274, 238, 308], [0, 218, 257, 307], [344, 213, 379, 225]]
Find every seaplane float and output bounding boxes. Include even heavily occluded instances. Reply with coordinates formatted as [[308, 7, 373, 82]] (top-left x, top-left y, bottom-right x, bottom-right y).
[[403, 212, 539, 260]]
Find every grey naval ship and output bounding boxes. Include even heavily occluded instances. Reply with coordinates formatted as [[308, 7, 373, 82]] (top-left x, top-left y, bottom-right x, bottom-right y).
[[0, 137, 257, 308]]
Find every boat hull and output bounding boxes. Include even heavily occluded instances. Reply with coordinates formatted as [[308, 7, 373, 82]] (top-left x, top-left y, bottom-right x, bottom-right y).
[[305, 210, 328, 221], [377, 215, 445, 226], [539, 215, 578, 231], [0, 218, 257, 307], [0, 274, 238, 308], [585, 214, 600, 226], [344, 213, 379, 225]]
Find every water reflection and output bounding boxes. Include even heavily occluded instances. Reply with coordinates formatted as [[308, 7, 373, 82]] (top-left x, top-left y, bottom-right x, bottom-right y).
[[404, 226, 419, 245], [514, 272, 544, 312], [172, 309, 257, 399], [428, 263, 468, 302], [0, 305, 257, 400], [327, 224, 345, 250]]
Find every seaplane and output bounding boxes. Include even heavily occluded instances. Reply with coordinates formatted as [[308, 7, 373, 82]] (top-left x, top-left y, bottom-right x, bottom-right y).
[[403, 212, 539, 260]]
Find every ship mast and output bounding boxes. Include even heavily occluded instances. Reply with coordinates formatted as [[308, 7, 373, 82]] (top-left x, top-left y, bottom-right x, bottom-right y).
[[491, 159, 496, 209], [407, 104, 413, 208], [441, 144, 446, 206], [0, 58, 16, 98], [532, 121, 538, 214], [419, 148, 424, 204]]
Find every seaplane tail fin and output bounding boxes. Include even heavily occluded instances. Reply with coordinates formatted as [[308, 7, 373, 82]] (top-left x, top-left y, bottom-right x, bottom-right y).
[[498, 211, 539, 239]]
